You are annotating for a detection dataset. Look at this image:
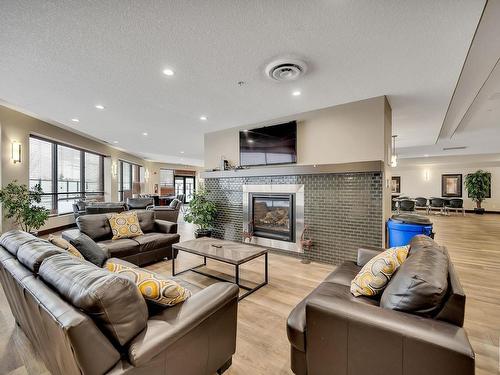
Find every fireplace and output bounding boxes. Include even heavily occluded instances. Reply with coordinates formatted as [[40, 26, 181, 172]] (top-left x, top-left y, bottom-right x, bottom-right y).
[[243, 184, 304, 253], [250, 193, 294, 242]]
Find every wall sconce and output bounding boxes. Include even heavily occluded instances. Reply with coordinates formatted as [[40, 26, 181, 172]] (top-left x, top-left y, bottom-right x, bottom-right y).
[[144, 168, 150, 181], [111, 162, 118, 177], [424, 169, 430, 181], [12, 141, 22, 163]]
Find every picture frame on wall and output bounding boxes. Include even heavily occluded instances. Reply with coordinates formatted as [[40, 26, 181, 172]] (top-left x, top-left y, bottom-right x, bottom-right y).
[[391, 176, 401, 194], [442, 174, 462, 197]]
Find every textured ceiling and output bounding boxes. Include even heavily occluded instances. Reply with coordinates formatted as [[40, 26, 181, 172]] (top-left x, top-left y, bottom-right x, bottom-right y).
[[0, 1, 485, 165]]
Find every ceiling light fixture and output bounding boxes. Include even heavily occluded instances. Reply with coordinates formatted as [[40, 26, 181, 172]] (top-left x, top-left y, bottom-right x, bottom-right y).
[[292, 90, 301, 96], [248, 139, 254, 143], [163, 68, 174, 76], [142, 132, 148, 136], [180, 151, 185, 154], [95, 104, 105, 110], [71, 118, 79, 122], [113, 140, 119, 144], [200, 116, 208, 121]]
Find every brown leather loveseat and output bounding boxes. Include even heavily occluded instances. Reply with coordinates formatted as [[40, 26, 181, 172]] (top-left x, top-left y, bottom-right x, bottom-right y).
[[287, 235, 475, 375], [63, 210, 178, 266], [0, 230, 239, 375]]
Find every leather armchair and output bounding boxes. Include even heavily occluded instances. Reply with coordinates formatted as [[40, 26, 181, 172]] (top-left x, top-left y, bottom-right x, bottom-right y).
[[287, 237, 474, 375]]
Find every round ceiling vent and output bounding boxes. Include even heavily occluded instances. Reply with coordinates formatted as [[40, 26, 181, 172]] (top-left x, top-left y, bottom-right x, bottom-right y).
[[265, 58, 308, 82]]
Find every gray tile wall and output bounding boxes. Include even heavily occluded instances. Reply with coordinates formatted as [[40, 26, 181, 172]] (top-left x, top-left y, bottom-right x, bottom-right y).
[[204, 172, 383, 264]]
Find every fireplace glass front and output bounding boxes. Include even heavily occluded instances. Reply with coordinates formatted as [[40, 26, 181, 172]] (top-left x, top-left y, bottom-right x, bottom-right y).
[[250, 193, 294, 242]]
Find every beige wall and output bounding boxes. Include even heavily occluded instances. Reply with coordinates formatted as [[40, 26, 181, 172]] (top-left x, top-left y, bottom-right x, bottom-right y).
[[393, 156, 500, 211], [0, 105, 201, 231], [204, 96, 389, 169]]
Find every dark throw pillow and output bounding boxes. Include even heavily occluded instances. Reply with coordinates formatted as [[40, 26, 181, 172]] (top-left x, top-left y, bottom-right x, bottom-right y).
[[70, 233, 109, 267], [380, 246, 449, 317]]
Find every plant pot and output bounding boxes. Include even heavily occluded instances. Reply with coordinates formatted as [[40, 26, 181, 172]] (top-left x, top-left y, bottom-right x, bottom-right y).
[[474, 208, 485, 215], [195, 229, 212, 238]]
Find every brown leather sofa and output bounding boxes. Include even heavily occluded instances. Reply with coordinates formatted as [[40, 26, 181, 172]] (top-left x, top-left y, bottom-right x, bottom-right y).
[[287, 235, 475, 375], [63, 210, 179, 266], [0, 230, 239, 375]]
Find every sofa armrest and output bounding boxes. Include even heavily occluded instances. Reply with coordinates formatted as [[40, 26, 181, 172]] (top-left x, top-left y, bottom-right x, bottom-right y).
[[305, 295, 474, 375], [61, 228, 82, 243], [128, 282, 239, 366], [154, 219, 178, 234], [356, 246, 384, 266]]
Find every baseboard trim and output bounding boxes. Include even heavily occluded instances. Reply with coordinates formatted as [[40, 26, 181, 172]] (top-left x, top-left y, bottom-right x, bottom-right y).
[[38, 223, 77, 236]]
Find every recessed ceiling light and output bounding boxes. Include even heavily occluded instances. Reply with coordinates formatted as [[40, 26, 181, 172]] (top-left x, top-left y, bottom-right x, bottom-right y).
[[243, 129, 249, 132], [180, 151, 185, 154], [95, 104, 105, 110], [113, 140, 119, 144], [248, 139, 254, 143], [292, 90, 301, 96], [71, 118, 79, 122], [142, 132, 148, 136], [200, 116, 208, 121], [163, 68, 174, 76]]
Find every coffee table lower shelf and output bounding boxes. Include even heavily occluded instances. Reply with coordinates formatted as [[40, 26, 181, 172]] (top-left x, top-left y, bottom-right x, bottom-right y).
[[172, 252, 268, 301]]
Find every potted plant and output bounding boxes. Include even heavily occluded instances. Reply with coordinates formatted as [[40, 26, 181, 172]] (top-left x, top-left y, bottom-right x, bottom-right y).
[[184, 187, 217, 238], [464, 170, 491, 214], [0, 181, 50, 235]]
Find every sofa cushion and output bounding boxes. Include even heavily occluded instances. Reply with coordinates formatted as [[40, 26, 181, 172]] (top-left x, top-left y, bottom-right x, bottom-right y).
[[39, 253, 148, 346], [287, 282, 378, 353], [17, 240, 62, 273], [323, 261, 361, 287], [48, 234, 84, 259], [108, 211, 144, 240], [135, 210, 156, 233], [0, 230, 37, 256], [77, 214, 113, 241], [70, 234, 109, 267], [133, 233, 180, 253], [99, 239, 140, 258], [351, 245, 409, 297], [380, 246, 449, 317], [106, 261, 191, 307]]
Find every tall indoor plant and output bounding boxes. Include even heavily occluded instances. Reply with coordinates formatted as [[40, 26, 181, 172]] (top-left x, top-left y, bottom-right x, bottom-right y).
[[464, 170, 491, 214], [0, 181, 50, 234], [184, 187, 217, 238]]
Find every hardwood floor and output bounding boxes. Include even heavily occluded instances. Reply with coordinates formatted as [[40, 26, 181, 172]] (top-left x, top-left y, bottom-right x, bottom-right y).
[[1, 214, 499, 374]]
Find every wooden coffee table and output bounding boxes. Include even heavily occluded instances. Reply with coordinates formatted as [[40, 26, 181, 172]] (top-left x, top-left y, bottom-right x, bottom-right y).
[[172, 237, 268, 300]]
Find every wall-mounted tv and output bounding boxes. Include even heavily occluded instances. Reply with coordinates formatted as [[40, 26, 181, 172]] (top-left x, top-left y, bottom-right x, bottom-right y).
[[239, 121, 297, 166]]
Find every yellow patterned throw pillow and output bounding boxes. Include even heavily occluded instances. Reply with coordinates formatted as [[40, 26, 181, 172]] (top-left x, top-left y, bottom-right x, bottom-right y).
[[106, 262, 191, 306], [47, 234, 84, 259], [108, 211, 144, 240], [351, 245, 410, 297]]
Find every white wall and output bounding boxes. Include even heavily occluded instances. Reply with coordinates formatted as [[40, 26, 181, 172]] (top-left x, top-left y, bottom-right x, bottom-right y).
[[204, 96, 391, 169], [393, 155, 500, 211]]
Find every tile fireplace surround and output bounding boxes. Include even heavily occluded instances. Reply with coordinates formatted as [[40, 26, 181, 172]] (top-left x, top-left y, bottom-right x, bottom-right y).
[[204, 167, 383, 264]]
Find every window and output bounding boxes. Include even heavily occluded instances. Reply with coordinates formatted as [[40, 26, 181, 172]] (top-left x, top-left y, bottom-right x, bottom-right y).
[[29, 136, 104, 215], [118, 161, 143, 201], [29, 137, 53, 211], [160, 169, 174, 195]]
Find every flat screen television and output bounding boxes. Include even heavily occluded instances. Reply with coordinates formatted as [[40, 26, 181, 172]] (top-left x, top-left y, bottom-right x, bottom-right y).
[[239, 121, 297, 166]]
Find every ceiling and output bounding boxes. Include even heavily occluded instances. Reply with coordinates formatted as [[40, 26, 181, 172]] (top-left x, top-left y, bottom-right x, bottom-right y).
[[0, 1, 485, 166], [399, 0, 500, 160]]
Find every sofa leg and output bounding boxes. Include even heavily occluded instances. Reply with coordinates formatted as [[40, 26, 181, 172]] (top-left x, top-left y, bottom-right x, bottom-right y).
[[217, 357, 232, 374]]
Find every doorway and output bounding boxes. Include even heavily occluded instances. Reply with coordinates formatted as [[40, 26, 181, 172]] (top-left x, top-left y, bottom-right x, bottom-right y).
[[174, 176, 195, 203]]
